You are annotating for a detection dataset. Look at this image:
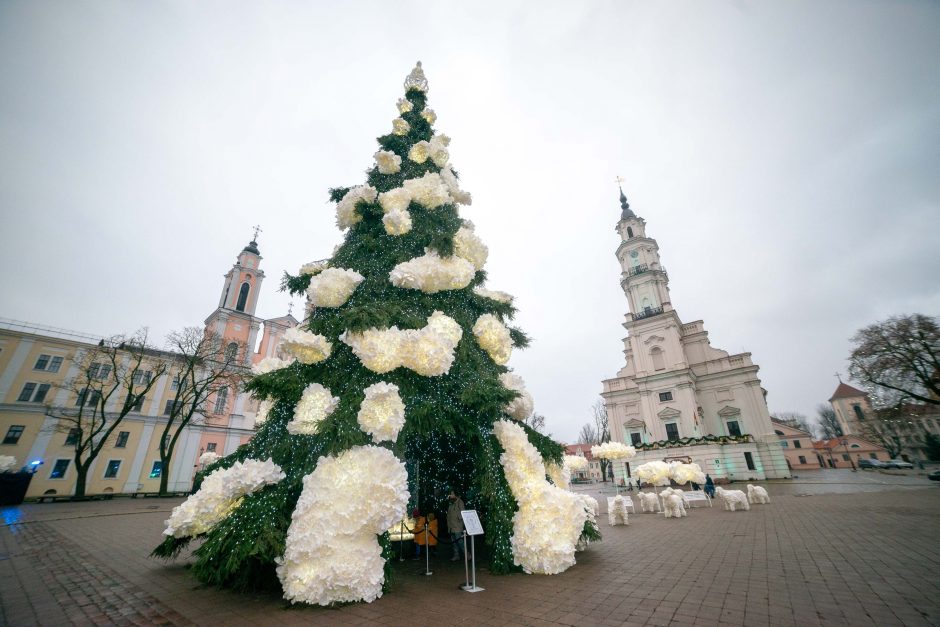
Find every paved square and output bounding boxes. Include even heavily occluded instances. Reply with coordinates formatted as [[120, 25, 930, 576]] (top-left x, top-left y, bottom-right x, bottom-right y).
[[2, 478, 939, 626]]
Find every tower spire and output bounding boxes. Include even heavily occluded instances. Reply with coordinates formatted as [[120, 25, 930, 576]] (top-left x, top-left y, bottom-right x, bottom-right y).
[[615, 176, 635, 219]]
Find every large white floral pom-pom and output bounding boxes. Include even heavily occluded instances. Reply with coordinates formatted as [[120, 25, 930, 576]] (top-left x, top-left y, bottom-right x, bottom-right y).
[[402, 172, 452, 209], [298, 260, 328, 276], [454, 222, 488, 271], [340, 327, 404, 374], [635, 460, 672, 486], [382, 209, 413, 236], [563, 454, 590, 472], [546, 462, 571, 490], [287, 383, 340, 435], [164, 459, 285, 538], [499, 372, 534, 421], [408, 140, 431, 164], [341, 312, 462, 377], [252, 357, 295, 375], [670, 462, 706, 485], [198, 451, 220, 467], [378, 187, 412, 213], [335, 185, 378, 230], [421, 108, 437, 124], [396, 98, 413, 114], [493, 420, 586, 575], [357, 382, 406, 443], [389, 250, 475, 294], [374, 150, 402, 174], [306, 267, 364, 308], [254, 398, 275, 426], [473, 314, 513, 365], [473, 286, 513, 304], [278, 446, 409, 606], [441, 165, 472, 206], [0, 456, 17, 473], [391, 117, 410, 136], [591, 441, 637, 461], [278, 327, 333, 364], [428, 133, 448, 166]]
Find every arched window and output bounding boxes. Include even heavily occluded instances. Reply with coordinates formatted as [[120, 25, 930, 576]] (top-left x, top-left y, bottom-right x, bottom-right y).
[[214, 387, 228, 415], [225, 342, 238, 362], [651, 346, 665, 371], [236, 282, 250, 312], [627, 226, 634, 238], [852, 404, 865, 421]]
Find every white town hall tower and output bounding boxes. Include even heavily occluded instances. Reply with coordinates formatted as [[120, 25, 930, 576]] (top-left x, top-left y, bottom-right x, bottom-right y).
[[601, 188, 790, 480]]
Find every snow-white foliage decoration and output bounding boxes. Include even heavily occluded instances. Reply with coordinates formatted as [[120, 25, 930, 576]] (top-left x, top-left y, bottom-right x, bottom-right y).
[[396, 98, 413, 114], [635, 460, 672, 486], [473, 286, 513, 304], [377, 187, 412, 213], [428, 133, 448, 166], [298, 260, 328, 276], [278, 328, 333, 364], [306, 268, 364, 308], [335, 185, 378, 230], [392, 117, 410, 136], [287, 383, 340, 435], [421, 108, 437, 124], [357, 382, 406, 443], [382, 209, 412, 236], [440, 165, 472, 205], [493, 420, 587, 575], [198, 452, 220, 467], [389, 250, 475, 294], [473, 314, 512, 365], [670, 462, 706, 486], [252, 357, 295, 375], [254, 398, 275, 426], [408, 140, 431, 164], [453, 222, 488, 271], [545, 462, 570, 490], [563, 455, 590, 472], [341, 312, 462, 377], [373, 150, 402, 174], [163, 459, 285, 538], [0, 456, 17, 473], [402, 172, 452, 209], [499, 373, 534, 421], [591, 442, 637, 461], [278, 445, 409, 606]]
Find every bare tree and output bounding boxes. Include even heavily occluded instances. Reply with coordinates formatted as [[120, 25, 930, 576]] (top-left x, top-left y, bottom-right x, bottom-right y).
[[46, 330, 166, 498], [577, 422, 598, 446], [157, 328, 248, 495], [816, 404, 843, 440], [849, 314, 940, 407], [524, 412, 547, 434], [575, 400, 612, 481], [771, 412, 816, 438]]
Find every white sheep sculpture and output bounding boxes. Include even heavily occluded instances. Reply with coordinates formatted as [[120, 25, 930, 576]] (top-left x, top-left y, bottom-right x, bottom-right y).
[[608, 495, 629, 526], [638, 491, 661, 513], [715, 486, 750, 512], [746, 484, 771, 504]]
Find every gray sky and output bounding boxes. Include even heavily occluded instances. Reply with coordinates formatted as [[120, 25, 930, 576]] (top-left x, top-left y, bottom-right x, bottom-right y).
[[2, 1, 938, 442]]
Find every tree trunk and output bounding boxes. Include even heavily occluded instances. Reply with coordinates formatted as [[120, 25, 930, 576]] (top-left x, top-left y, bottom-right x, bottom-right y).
[[73, 465, 88, 498], [159, 461, 170, 496]]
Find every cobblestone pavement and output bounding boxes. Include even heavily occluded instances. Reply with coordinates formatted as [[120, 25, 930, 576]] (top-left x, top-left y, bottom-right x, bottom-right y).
[[2, 481, 939, 626]]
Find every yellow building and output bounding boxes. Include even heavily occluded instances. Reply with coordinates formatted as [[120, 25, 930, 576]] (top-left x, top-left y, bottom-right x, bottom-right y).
[[0, 237, 296, 498]]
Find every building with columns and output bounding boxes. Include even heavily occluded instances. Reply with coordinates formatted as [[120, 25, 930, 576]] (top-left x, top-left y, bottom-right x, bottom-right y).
[[0, 236, 297, 498], [601, 189, 790, 481]]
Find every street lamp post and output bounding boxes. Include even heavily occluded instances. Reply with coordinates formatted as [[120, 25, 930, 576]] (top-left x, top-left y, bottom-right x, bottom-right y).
[[841, 439, 857, 471]]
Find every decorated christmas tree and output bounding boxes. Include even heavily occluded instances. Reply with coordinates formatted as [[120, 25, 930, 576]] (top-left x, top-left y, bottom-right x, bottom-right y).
[[153, 62, 599, 606]]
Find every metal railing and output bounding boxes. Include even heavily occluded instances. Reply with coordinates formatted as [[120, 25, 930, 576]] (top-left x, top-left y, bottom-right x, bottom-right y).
[[633, 306, 664, 321]]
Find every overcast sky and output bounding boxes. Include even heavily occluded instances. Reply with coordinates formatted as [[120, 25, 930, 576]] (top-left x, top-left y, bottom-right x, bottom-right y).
[[2, 1, 938, 442]]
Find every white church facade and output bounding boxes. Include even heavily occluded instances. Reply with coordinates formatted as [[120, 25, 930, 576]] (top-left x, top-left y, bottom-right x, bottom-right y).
[[601, 189, 790, 481]]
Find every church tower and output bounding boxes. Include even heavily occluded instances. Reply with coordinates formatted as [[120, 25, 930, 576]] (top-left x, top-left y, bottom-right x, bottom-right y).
[[602, 186, 790, 480], [204, 231, 266, 365]]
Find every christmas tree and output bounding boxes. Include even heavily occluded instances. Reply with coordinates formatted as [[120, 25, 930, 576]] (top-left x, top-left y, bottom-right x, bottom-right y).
[[153, 62, 599, 606]]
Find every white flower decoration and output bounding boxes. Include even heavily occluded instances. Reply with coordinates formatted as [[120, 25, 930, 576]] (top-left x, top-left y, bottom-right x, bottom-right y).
[[499, 372, 534, 421], [402, 172, 452, 209], [635, 460, 672, 486], [278, 445, 409, 606], [198, 451, 220, 466], [389, 249, 475, 294], [374, 150, 402, 174], [340, 327, 404, 374], [252, 357, 295, 375], [440, 165, 472, 205], [298, 260, 328, 276], [473, 286, 514, 304], [254, 398, 275, 426], [493, 420, 587, 575], [396, 98, 413, 114], [392, 118, 410, 136], [563, 454, 590, 472], [591, 441, 636, 461], [421, 108, 437, 124], [335, 185, 378, 230], [670, 462, 706, 486], [306, 267, 364, 308], [378, 187, 412, 214], [382, 209, 413, 236], [453, 222, 488, 271], [546, 462, 571, 490], [408, 140, 431, 164], [164, 459, 285, 538], [0, 456, 17, 473], [357, 382, 406, 443], [287, 383, 340, 435], [473, 314, 512, 365], [278, 327, 333, 364], [341, 312, 462, 377]]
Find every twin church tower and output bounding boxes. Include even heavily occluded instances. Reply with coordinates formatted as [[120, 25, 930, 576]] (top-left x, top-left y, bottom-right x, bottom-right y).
[[602, 188, 790, 480]]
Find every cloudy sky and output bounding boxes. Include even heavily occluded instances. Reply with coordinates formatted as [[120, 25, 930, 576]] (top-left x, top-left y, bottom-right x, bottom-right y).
[[1, 1, 938, 441]]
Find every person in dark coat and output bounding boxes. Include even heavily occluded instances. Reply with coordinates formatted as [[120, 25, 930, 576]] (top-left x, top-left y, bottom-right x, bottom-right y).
[[704, 474, 715, 498]]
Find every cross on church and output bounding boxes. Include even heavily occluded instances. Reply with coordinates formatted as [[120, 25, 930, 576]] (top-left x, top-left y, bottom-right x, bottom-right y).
[[287, 301, 294, 316], [835, 372, 843, 383], [614, 175, 625, 187], [252, 224, 262, 241]]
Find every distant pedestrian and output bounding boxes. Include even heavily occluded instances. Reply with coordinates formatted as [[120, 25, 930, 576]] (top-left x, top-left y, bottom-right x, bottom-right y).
[[704, 474, 715, 498], [447, 490, 465, 562]]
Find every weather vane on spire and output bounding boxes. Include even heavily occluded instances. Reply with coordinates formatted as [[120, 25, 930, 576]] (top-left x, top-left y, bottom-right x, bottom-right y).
[[251, 224, 262, 242], [614, 176, 631, 213]]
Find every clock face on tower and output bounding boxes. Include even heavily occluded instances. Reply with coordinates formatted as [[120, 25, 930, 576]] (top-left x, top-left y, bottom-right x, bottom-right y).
[[630, 250, 639, 259]]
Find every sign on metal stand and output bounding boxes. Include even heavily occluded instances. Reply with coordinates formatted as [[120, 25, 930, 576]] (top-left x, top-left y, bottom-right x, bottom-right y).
[[460, 510, 484, 593]]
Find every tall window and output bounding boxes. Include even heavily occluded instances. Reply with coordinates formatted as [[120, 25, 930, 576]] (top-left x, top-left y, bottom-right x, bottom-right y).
[[3, 425, 25, 445], [630, 432, 642, 446], [651, 347, 665, 371], [793, 440, 802, 449], [727, 420, 742, 437], [34, 353, 63, 372], [225, 342, 238, 362], [17, 383, 36, 402], [88, 363, 112, 380], [206, 442, 217, 452], [744, 452, 756, 470], [665, 422, 679, 441], [49, 459, 70, 479], [164, 399, 181, 415], [132, 370, 152, 385], [149, 460, 163, 478], [115, 431, 130, 448], [798, 456, 807, 465], [852, 404, 865, 421], [627, 226, 634, 238], [65, 428, 80, 446], [75, 388, 100, 407], [104, 460, 122, 478], [214, 387, 228, 415], [236, 282, 250, 312], [34, 354, 50, 370], [130, 395, 145, 412]]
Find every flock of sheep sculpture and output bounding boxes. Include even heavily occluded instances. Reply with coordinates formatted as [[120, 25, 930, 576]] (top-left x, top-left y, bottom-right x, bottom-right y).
[[606, 483, 772, 526]]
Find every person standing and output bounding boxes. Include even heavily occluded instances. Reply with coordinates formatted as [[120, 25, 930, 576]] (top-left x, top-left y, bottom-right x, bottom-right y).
[[447, 490, 465, 562], [704, 474, 715, 498]]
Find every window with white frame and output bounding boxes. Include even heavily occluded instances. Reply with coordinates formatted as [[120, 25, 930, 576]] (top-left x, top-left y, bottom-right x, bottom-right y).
[[3, 425, 25, 445], [34, 354, 63, 372], [149, 460, 163, 478], [17, 382, 50, 403], [658, 391, 673, 402], [132, 370, 153, 385], [213, 387, 228, 414], [103, 459, 121, 478], [88, 363, 112, 380], [49, 459, 70, 479]]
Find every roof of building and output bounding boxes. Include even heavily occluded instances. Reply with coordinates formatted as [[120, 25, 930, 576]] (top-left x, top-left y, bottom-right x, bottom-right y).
[[770, 419, 814, 437], [618, 187, 636, 220], [813, 436, 885, 452], [564, 443, 596, 461], [242, 239, 260, 255], [829, 382, 868, 401]]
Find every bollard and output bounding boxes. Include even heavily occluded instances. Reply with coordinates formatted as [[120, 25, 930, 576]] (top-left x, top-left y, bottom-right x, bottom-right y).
[[423, 523, 432, 576]]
